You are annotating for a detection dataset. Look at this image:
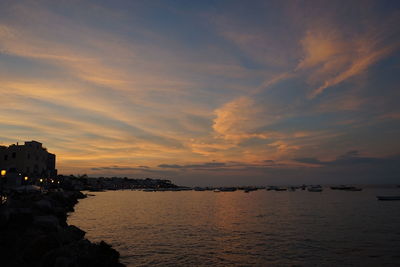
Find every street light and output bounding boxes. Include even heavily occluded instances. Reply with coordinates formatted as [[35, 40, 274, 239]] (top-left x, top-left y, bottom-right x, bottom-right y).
[[0, 170, 6, 204]]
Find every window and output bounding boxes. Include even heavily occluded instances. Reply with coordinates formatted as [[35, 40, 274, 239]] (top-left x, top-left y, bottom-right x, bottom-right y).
[[12, 152, 16, 158]]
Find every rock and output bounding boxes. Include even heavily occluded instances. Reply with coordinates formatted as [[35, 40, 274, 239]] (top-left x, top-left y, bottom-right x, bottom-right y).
[[33, 215, 60, 232], [23, 234, 60, 262], [34, 199, 54, 213], [1, 190, 124, 266], [67, 225, 86, 240], [8, 207, 34, 227], [0, 207, 10, 227]]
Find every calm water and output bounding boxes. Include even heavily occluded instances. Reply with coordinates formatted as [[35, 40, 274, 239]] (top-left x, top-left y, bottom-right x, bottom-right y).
[[68, 188, 400, 266]]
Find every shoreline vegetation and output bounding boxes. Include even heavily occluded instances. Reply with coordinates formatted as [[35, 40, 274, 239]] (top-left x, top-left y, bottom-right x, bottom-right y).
[[0, 189, 125, 267]]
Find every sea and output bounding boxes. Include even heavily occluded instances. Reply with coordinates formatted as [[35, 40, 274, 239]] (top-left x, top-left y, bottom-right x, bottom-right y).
[[68, 187, 400, 266]]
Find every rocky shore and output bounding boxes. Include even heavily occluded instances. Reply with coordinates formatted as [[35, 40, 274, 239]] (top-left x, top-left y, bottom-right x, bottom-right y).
[[0, 190, 124, 267]]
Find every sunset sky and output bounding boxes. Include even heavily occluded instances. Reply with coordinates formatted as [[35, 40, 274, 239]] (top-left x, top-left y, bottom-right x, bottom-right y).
[[1, 0, 399, 185]]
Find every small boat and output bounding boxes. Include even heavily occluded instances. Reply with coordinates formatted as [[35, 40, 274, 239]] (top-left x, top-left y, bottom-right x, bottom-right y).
[[346, 187, 362, 191], [143, 189, 155, 192], [213, 189, 221, 192], [330, 185, 362, 191], [219, 187, 237, 192], [194, 187, 206, 191], [377, 196, 400, 201], [308, 185, 323, 192], [330, 185, 352, 190], [274, 187, 287, 191]]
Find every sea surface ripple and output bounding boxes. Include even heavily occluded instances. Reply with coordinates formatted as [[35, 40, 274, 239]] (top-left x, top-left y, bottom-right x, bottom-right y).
[[68, 188, 400, 266]]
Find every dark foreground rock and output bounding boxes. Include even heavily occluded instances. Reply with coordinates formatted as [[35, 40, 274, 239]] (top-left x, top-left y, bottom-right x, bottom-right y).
[[0, 190, 125, 267]]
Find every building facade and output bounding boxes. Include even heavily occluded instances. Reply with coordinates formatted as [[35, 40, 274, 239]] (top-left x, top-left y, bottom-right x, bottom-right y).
[[0, 141, 57, 180]]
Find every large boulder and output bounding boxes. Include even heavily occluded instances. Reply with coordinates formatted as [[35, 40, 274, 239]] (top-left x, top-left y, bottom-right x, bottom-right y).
[[66, 225, 86, 241], [0, 207, 10, 227], [8, 207, 34, 227], [33, 215, 60, 232], [34, 199, 54, 213], [23, 234, 60, 262]]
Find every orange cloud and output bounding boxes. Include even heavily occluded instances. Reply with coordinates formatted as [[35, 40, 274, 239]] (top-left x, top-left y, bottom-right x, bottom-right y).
[[212, 97, 281, 143], [298, 20, 400, 98]]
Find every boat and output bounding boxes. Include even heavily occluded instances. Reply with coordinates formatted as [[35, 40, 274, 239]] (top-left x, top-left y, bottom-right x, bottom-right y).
[[346, 187, 362, 191], [330, 185, 353, 190], [213, 189, 221, 192], [331, 185, 362, 191], [193, 187, 206, 191], [308, 185, 323, 192], [219, 187, 237, 192], [377, 196, 400, 201], [143, 189, 155, 192], [274, 187, 287, 191]]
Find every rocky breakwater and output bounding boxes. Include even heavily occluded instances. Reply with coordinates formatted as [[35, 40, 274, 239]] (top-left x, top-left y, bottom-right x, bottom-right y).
[[0, 190, 124, 267]]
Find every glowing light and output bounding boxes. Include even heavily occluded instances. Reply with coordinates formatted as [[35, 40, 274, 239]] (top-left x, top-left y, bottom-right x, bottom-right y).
[[24, 176, 28, 181], [0, 170, 6, 176], [51, 179, 54, 183], [39, 178, 43, 183]]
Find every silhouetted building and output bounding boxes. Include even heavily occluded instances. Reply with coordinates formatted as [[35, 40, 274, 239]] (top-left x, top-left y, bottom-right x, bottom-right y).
[[0, 141, 57, 181]]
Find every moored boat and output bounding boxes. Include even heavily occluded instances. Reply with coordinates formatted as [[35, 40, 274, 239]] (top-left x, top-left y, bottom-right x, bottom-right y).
[[274, 187, 287, 191], [308, 185, 323, 192], [330, 185, 353, 190], [377, 196, 400, 201], [330, 185, 362, 191]]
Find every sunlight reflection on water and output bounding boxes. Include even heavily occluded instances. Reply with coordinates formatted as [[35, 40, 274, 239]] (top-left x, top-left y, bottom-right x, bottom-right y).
[[68, 188, 400, 266]]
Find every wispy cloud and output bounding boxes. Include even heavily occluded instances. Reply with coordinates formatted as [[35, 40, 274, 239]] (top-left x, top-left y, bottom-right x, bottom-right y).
[[297, 15, 400, 98], [1, 1, 399, 184]]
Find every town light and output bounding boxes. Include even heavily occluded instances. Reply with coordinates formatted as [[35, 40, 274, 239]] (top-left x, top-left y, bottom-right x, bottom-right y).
[[51, 179, 54, 183], [39, 178, 43, 183], [1, 170, 6, 177], [24, 176, 28, 181]]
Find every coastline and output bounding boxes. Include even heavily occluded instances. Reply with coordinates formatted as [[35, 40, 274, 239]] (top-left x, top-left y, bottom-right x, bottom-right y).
[[0, 189, 124, 267]]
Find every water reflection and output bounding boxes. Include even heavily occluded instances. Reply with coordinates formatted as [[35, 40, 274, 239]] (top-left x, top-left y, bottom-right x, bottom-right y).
[[68, 189, 400, 266]]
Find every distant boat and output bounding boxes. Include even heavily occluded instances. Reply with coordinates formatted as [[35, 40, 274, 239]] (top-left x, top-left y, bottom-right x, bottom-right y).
[[194, 187, 206, 191], [330, 185, 353, 190], [274, 187, 287, 191], [213, 189, 221, 192], [219, 187, 237, 192], [377, 196, 400, 201], [346, 187, 362, 191], [308, 185, 323, 192], [143, 189, 155, 192]]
